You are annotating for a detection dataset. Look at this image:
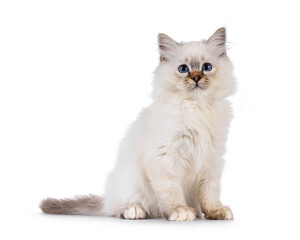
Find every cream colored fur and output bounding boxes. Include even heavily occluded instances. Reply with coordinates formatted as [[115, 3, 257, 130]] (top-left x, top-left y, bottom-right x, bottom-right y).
[[41, 28, 236, 221]]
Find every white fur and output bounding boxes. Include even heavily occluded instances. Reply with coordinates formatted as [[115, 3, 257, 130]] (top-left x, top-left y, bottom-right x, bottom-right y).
[[168, 207, 196, 221], [123, 205, 147, 219], [101, 29, 236, 220]]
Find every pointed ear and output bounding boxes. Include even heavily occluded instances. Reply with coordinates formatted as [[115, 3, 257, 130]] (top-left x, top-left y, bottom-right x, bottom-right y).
[[158, 33, 179, 62], [206, 27, 227, 57]]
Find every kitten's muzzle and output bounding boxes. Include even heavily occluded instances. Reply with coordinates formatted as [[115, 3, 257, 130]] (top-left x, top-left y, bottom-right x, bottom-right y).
[[190, 71, 202, 83]]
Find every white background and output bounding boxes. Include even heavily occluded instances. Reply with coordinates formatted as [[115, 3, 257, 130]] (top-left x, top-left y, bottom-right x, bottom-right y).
[[1, 0, 300, 239]]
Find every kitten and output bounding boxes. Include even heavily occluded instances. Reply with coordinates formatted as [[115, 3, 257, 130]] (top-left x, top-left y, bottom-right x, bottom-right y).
[[41, 28, 236, 221]]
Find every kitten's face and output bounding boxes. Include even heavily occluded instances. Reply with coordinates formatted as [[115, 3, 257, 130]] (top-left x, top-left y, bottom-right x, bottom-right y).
[[154, 28, 235, 102]]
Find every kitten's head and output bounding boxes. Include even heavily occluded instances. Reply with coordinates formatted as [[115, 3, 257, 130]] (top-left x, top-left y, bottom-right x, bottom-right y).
[[153, 28, 235, 102]]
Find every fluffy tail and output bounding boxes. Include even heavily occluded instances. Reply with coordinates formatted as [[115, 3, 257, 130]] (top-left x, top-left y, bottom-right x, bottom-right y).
[[40, 194, 103, 215]]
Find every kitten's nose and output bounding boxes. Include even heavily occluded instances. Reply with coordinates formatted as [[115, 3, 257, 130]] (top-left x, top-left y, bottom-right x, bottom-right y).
[[191, 71, 201, 83]]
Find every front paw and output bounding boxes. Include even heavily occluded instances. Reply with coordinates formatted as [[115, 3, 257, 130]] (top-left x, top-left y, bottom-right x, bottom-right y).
[[168, 207, 196, 221], [204, 206, 233, 220], [123, 205, 146, 220]]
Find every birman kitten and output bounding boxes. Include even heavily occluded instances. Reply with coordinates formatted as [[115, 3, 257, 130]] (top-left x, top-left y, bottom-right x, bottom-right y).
[[41, 28, 236, 221]]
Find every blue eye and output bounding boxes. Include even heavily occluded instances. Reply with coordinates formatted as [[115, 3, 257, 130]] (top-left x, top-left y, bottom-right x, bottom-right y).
[[178, 64, 189, 73], [202, 63, 212, 71]]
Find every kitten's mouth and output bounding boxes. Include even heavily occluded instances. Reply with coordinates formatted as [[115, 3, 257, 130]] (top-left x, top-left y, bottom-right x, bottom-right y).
[[192, 84, 203, 90]]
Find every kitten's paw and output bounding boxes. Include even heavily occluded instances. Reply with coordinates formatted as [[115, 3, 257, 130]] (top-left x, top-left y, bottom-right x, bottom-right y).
[[204, 206, 233, 220], [123, 205, 146, 220], [168, 207, 196, 221]]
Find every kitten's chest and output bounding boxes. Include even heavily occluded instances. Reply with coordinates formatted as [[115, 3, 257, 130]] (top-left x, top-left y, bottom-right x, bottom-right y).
[[170, 104, 216, 168], [148, 100, 230, 175]]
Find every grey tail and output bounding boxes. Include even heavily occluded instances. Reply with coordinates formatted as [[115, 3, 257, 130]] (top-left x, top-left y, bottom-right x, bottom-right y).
[[40, 194, 103, 216]]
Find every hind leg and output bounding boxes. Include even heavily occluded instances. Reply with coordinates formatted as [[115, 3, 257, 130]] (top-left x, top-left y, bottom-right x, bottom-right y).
[[122, 205, 147, 220]]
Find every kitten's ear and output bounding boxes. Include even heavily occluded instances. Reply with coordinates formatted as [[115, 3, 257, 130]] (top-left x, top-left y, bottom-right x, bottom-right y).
[[206, 27, 227, 57], [158, 33, 179, 62]]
